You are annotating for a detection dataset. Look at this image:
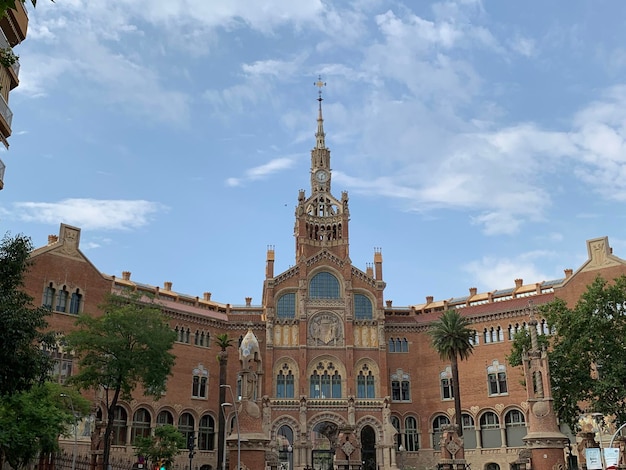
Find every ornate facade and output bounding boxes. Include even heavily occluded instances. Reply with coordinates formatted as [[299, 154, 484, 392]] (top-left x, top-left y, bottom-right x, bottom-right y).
[[24, 90, 626, 470]]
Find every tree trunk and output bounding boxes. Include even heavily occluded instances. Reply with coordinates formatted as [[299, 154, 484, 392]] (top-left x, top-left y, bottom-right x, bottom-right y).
[[103, 387, 121, 470], [217, 351, 228, 470], [451, 355, 463, 437]]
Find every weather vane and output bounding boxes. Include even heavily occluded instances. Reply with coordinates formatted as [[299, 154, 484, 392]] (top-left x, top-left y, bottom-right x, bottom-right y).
[[314, 75, 326, 100]]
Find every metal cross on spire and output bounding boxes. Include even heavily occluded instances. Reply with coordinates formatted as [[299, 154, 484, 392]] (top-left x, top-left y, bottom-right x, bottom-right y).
[[314, 75, 326, 101]]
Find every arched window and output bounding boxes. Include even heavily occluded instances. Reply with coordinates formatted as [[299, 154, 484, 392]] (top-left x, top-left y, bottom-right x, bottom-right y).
[[309, 272, 340, 299], [112, 406, 128, 446], [131, 408, 151, 444], [401, 338, 409, 352], [198, 415, 215, 451], [391, 370, 410, 401], [309, 362, 341, 398], [505, 409, 527, 447], [354, 294, 373, 319], [356, 365, 375, 398], [405, 416, 419, 451], [178, 413, 195, 448], [388, 338, 396, 352], [56, 286, 68, 312], [192, 366, 208, 399], [480, 412, 501, 448], [462, 414, 476, 449], [69, 289, 82, 314], [277, 364, 295, 398], [277, 293, 296, 319], [157, 410, 174, 426], [432, 415, 450, 450], [43, 283, 55, 309], [391, 416, 401, 449]]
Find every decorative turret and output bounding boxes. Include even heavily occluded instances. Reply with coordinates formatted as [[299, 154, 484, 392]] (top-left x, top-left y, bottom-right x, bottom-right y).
[[521, 301, 568, 470], [294, 78, 350, 261]]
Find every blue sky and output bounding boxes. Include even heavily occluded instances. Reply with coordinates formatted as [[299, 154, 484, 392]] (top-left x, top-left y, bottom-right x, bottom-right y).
[[2, 0, 626, 307]]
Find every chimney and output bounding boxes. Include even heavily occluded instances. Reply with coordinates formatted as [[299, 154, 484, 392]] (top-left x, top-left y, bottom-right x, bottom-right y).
[[366, 263, 374, 278], [266, 246, 275, 279], [164, 281, 172, 291], [426, 296, 434, 304], [245, 297, 252, 306], [515, 278, 523, 288], [48, 235, 59, 245], [469, 287, 477, 297], [374, 248, 383, 280], [385, 300, 393, 308], [122, 271, 131, 281], [564, 269, 573, 279], [203, 292, 212, 301]]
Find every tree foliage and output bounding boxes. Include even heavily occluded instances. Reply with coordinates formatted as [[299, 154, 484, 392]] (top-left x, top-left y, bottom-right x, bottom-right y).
[[65, 292, 177, 469], [510, 275, 626, 430], [0, 1, 53, 19], [134, 424, 185, 470], [0, 382, 90, 470], [0, 233, 53, 397], [429, 310, 475, 436]]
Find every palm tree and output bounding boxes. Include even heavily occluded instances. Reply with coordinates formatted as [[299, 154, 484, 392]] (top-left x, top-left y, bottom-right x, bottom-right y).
[[215, 333, 234, 470], [428, 310, 475, 436]]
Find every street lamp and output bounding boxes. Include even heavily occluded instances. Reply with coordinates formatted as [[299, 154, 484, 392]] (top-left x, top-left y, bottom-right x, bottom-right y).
[[220, 385, 240, 470], [398, 445, 404, 470], [221, 403, 232, 470], [60, 394, 77, 470]]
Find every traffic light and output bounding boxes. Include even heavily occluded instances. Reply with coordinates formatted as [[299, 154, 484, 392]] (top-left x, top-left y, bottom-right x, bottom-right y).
[[187, 433, 195, 452]]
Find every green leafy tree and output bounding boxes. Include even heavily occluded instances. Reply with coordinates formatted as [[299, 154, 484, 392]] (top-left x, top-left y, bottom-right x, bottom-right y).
[[429, 310, 475, 436], [65, 292, 177, 470], [506, 329, 550, 371], [510, 276, 626, 430], [0, 382, 90, 470], [134, 424, 185, 470], [0, 233, 53, 397], [215, 333, 234, 470], [0, 1, 54, 18]]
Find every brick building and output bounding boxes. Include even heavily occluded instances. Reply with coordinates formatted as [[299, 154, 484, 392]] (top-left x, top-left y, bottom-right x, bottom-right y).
[[23, 92, 626, 470], [0, 1, 29, 188]]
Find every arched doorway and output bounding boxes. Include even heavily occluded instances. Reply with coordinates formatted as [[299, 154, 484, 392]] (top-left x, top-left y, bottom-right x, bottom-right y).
[[360, 426, 376, 470], [311, 421, 338, 470]]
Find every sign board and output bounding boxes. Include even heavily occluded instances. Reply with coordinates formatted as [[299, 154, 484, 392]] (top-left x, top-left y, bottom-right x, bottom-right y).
[[585, 448, 602, 470], [605, 448, 620, 470]]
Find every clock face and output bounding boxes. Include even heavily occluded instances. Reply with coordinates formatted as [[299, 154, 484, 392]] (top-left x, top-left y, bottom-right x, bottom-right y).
[[315, 170, 328, 182]]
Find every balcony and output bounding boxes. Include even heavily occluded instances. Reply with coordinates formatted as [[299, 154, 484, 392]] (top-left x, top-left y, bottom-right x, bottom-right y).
[[0, 28, 20, 88], [0, 157, 5, 190], [0, 0, 28, 47], [0, 93, 13, 146]]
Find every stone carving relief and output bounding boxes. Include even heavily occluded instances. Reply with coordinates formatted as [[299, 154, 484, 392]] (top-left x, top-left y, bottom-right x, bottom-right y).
[[308, 312, 343, 347]]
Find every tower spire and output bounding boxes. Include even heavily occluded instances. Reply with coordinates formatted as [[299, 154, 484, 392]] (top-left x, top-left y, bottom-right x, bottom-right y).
[[314, 76, 326, 149]]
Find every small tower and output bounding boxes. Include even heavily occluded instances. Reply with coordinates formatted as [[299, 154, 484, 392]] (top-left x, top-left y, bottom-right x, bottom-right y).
[[294, 78, 350, 261], [522, 301, 568, 470], [226, 329, 270, 470]]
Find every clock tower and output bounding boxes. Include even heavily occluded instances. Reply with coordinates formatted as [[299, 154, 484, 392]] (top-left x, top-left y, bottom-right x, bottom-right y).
[[294, 79, 350, 261]]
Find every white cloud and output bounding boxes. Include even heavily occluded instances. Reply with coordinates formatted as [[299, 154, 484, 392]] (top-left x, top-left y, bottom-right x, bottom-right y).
[[463, 250, 555, 291], [227, 157, 295, 187], [10, 199, 166, 230]]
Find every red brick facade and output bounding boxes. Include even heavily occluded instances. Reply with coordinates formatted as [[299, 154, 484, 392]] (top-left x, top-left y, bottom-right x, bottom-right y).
[[24, 106, 626, 470]]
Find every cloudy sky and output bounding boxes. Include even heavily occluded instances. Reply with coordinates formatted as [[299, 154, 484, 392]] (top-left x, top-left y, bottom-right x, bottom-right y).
[[2, 0, 626, 307]]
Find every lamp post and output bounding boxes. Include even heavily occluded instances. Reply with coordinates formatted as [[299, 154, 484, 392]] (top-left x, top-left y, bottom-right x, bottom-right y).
[[60, 394, 77, 470], [609, 422, 626, 448], [221, 385, 240, 470], [221, 403, 232, 470], [398, 445, 404, 470]]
